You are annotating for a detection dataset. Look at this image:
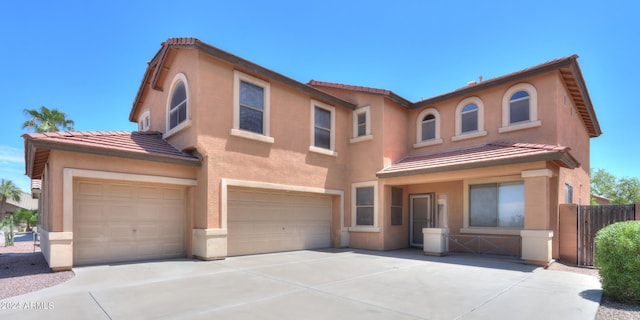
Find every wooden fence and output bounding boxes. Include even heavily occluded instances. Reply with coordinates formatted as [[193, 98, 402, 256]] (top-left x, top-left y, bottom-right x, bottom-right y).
[[577, 204, 636, 266]]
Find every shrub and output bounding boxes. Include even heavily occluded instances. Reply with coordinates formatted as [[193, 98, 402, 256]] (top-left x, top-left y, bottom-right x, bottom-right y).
[[595, 220, 640, 304]]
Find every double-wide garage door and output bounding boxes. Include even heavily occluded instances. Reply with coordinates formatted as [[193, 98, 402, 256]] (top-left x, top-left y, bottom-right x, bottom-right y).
[[227, 189, 332, 256], [73, 179, 186, 265]]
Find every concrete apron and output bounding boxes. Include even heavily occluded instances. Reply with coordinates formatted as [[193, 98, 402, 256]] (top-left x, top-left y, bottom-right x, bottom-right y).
[[0, 249, 601, 320]]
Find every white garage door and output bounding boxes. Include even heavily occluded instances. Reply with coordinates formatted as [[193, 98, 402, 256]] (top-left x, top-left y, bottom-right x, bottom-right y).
[[227, 189, 332, 256], [73, 179, 186, 265]]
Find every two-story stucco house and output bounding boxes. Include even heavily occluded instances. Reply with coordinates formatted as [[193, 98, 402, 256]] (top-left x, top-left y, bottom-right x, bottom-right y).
[[23, 38, 600, 270]]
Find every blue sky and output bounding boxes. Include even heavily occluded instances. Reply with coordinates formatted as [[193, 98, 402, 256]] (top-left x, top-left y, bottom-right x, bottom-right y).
[[0, 1, 638, 192]]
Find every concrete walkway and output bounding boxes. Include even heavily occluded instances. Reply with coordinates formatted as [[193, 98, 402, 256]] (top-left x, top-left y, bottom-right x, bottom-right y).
[[0, 249, 601, 319]]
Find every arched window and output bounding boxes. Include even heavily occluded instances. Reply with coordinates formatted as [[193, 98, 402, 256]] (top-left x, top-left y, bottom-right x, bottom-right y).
[[422, 114, 436, 140], [414, 108, 442, 148], [453, 96, 486, 141], [509, 91, 530, 124], [166, 73, 190, 135], [499, 83, 541, 133], [461, 104, 478, 133]]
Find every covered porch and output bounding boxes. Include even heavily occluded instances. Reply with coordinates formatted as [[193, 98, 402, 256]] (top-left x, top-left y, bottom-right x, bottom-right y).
[[376, 142, 579, 266]]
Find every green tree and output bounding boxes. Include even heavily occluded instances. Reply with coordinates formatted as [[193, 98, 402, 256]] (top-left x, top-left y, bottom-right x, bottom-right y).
[[12, 208, 38, 232], [1, 214, 15, 246], [0, 179, 21, 219], [22, 105, 75, 132], [591, 169, 640, 204]]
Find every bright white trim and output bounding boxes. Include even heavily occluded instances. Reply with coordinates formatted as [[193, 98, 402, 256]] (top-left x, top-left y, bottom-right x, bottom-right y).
[[415, 108, 441, 148], [221, 178, 345, 233], [233, 70, 271, 137], [521, 169, 553, 178], [352, 106, 371, 139], [350, 134, 373, 144], [165, 73, 190, 137], [413, 138, 443, 148], [498, 120, 541, 133], [454, 96, 485, 138], [310, 99, 336, 152], [500, 83, 540, 131], [62, 168, 197, 232], [230, 128, 275, 144], [309, 145, 338, 157], [351, 180, 379, 228]]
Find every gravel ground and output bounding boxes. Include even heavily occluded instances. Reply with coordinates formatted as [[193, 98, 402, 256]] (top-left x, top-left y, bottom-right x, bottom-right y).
[[0, 234, 74, 300], [1, 234, 639, 318]]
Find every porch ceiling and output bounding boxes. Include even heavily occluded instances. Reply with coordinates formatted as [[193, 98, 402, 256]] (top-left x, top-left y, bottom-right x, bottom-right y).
[[377, 142, 579, 178]]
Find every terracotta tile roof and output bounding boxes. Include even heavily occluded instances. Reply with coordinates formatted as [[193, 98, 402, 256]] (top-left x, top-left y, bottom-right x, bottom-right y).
[[308, 80, 412, 107], [24, 131, 200, 179], [377, 142, 579, 178]]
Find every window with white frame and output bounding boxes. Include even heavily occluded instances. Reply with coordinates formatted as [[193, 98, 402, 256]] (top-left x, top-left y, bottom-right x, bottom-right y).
[[352, 181, 378, 228], [351, 106, 371, 142], [309, 100, 336, 155], [167, 74, 189, 132], [499, 83, 541, 133], [564, 183, 573, 203], [138, 110, 151, 131], [232, 71, 272, 143], [453, 96, 487, 141], [414, 108, 442, 148], [469, 182, 524, 228]]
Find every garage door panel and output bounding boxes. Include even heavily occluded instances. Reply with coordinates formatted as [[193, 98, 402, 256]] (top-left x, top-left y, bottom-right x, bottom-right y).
[[74, 180, 186, 265], [228, 189, 332, 256]]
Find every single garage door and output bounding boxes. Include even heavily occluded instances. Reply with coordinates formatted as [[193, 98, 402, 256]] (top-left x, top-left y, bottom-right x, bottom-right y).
[[73, 179, 186, 265], [227, 188, 332, 256]]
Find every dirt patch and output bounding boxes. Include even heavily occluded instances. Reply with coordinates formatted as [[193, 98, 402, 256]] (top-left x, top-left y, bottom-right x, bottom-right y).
[[0, 234, 74, 300]]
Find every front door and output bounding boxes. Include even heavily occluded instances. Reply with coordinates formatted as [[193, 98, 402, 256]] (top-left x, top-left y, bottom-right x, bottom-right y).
[[410, 194, 434, 247]]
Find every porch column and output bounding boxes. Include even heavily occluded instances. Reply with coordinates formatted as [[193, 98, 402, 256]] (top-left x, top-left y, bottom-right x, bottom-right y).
[[520, 169, 553, 265]]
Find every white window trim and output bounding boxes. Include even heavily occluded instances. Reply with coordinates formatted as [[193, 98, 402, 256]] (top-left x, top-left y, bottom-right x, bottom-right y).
[[309, 99, 337, 156], [499, 83, 541, 133], [232, 70, 273, 143], [414, 108, 443, 148], [452, 96, 487, 141], [139, 109, 151, 132], [349, 181, 380, 232], [461, 175, 524, 235], [350, 105, 372, 143], [165, 73, 192, 138]]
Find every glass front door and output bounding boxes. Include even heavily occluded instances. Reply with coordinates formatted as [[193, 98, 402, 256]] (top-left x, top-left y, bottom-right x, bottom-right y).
[[410, 194, 434, 247]]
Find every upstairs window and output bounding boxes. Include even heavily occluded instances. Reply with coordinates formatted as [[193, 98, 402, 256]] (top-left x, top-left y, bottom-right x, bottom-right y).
[[309, 100, 336, 156], [499, 83, 540, 133], [414, 108, 442, 148], [422, 114, 436, 140], [509, 91, 530, 124], [232, 71, 272, 143], [239, 81, 265, 134], [138, 110, 151, 131], [351, 105, 371, 142], [461, 103, 478, 133], [169, 81, 187, 130], [453, 96, 486, 141]]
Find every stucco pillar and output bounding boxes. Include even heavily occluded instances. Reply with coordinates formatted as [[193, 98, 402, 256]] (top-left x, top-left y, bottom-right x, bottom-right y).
[[520, 169, 554, 265], [40, 229, 73, 271], [192, 228, 227, 260]]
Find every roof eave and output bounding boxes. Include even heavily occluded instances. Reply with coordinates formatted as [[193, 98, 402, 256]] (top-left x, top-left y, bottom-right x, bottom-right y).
[[413, 56, 577, 109], [377, 150, 578, 179], [29, 139, 201, 168], [567, 62, 602, 137]]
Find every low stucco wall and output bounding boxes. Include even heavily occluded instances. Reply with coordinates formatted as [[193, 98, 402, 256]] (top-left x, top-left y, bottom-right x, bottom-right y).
[[558, 204, 578, 264]]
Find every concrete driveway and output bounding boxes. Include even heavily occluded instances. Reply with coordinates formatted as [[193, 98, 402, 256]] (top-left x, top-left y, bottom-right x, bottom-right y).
[[0, 249, 601, 319]]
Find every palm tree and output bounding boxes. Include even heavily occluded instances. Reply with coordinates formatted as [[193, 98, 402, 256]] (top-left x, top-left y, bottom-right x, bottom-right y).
[[0, 179, 21, 219], [12, 209, 38, 232], [22, 105, 75, 132], [0, 179, 21, 247]]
